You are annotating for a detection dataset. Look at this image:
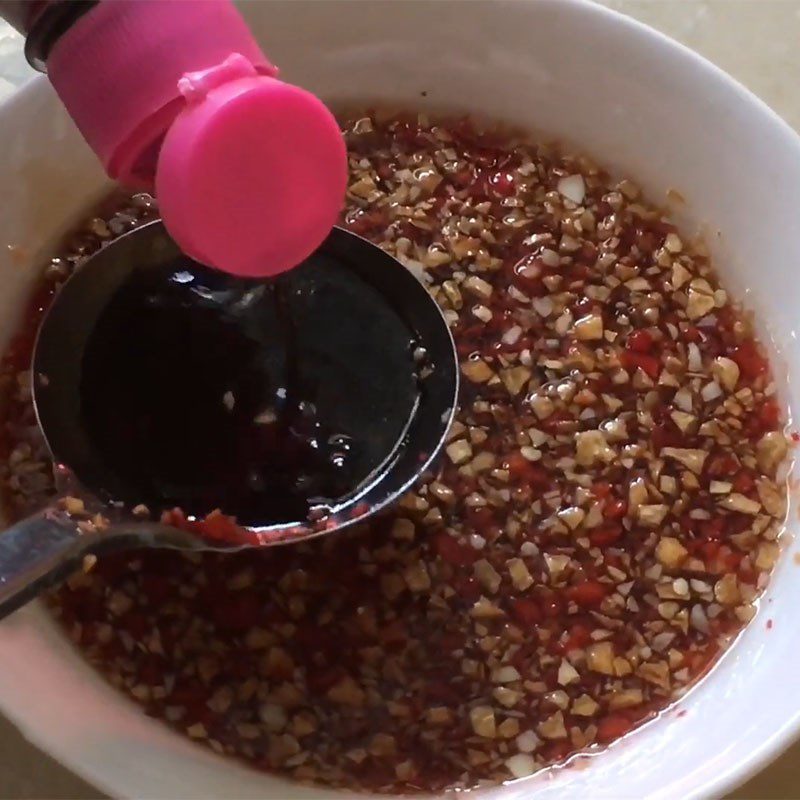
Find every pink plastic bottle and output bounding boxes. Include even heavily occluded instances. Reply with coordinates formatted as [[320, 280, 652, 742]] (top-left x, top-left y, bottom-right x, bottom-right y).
[[0, 0, 348, 278]]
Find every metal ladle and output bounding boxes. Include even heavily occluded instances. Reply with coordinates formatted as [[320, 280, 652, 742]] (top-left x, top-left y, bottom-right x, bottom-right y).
[[0, 221, 458, 618]]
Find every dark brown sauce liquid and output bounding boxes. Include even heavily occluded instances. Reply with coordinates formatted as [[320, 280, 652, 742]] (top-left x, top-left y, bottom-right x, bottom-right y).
[[78, 255, 420, 527]]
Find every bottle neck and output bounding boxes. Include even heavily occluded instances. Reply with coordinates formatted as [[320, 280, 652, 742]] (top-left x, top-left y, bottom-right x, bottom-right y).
[[0, 1, 49, 34], [0, 0, 98, 71]]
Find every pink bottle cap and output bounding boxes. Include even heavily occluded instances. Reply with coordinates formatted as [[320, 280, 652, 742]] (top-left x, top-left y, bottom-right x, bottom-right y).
[[157, 55, 347, 277], [46, 0, 347, 277]]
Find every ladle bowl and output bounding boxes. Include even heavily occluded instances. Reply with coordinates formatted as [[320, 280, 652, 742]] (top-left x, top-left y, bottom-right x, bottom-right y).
[[0, 220, 458, 618]]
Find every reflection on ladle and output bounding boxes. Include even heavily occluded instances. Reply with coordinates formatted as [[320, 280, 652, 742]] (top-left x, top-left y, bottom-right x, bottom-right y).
[[269, 276, 357, 509]]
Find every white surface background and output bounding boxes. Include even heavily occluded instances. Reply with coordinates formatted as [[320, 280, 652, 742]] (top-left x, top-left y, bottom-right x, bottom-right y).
[[0, 2, 798, 797]]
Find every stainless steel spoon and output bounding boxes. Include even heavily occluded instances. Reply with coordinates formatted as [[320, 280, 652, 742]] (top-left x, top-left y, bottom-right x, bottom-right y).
[[0, 220, 458, 617]]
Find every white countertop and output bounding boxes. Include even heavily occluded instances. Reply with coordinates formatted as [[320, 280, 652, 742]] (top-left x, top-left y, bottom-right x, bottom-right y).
[[0, 2, 798, 797]]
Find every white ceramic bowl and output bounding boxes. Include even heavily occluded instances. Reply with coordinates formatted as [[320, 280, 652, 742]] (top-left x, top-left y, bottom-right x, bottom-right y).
[[0, 1, 798, 797]]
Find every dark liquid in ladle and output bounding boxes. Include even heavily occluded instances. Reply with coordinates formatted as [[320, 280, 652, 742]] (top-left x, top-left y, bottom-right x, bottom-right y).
[[78, 255, 420, 527]]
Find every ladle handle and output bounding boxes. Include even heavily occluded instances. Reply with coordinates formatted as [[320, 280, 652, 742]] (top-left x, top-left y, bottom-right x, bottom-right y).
[[0, 510, 91, 619]]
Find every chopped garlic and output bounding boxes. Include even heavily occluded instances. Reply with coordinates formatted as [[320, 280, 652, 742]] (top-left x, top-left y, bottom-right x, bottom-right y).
[[557, 174, 586, 204]]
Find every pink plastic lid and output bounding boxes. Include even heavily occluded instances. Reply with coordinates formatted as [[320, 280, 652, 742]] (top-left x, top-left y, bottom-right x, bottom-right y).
[[157, 55, 347, 277], [46, 0, 347, 277]]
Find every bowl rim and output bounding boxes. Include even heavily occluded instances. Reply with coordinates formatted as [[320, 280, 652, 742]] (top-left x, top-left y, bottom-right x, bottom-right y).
[[3, 0, 800, 797]]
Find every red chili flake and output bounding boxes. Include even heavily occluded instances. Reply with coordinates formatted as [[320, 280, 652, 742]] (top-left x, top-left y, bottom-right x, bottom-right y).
[[731, 340, 768, 381], [376, 162, 395, 181], [700, 517, 725, 541], [348, 501, 371, 519], [706, 544, 742, 573], [542, 741, 572, 762], [464, 506, 495, 531], [504, 452, 550, 487], [626, 329, 654, 353], [195, 509, 250, 544], [596, 714, 634, 744], [683, 325, 703, 343], [589, 524, 623, 547], [562, 622, 592, 652], [743, 404, 775, 438], [488, 170, 515, 197], [766, 619, 774, 630], [705, 451, 739, 478], [565, 581, 607, 608], [732, 470, 755, 495], [757, 398, 781, 431], [620, 349, 660, 379], [592, 481, 613, 499], [540, 593, 564, 618], [160, 506, 191, 531], [737, 565, 758, 586], [510, 598, 542, 626], [603, 498, 627, 520], [433, 531, 478, 566], [700, 540, 721, 561]]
